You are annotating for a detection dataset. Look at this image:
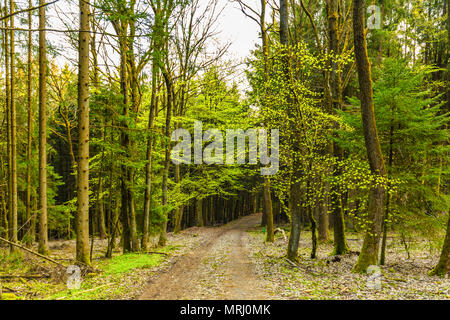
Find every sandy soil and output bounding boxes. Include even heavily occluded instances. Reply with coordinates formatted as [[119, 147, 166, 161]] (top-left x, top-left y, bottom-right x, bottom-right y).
[[139, 213, 272, 300]]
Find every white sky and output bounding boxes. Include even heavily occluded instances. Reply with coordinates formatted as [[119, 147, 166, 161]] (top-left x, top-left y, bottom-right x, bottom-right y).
[[218, 0, 260, 63]]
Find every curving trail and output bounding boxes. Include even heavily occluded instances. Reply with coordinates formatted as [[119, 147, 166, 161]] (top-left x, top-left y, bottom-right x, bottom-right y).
[[139, 213, 272, 300]]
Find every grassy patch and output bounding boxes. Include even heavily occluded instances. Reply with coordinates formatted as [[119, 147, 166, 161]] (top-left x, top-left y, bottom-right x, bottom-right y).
[[45, 252, 172, 300], [102, 253, 165, 275], [0, 250, 26, 274]]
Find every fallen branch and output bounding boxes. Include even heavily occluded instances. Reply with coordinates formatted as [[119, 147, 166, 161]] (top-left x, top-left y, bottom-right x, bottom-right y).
[[0, 237, 66, 268], [285, 258, 299, 267], [0, 274, 50, 279], [385, 276, 408, 283]]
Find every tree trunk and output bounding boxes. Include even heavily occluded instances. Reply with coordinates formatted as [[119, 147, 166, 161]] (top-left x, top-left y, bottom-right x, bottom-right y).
[[196, 198, 203, 227], [142, 61, 158, 250], [308, 206, 318, 259], [318, 195, 329, 242], [430, 212, 450, 276], [158, 71, 173, 247], [38, 0, 50, 255], [0, 186, 8, 239], [8, 0, 18, 252], [76, 0, 91, 265], [353, 0, 387, 273], [287, 175, 302, 261], [380, 119, 394, 265], [327, 0, 349, 255], [127, 17, 140, 253], [90, 14, 106, 241], [25, 0, 33, 247], [260, 0, 275, 242], [279, 0, 289, 47], [263, 178, 274, 242], [3, 0, 11, 245]]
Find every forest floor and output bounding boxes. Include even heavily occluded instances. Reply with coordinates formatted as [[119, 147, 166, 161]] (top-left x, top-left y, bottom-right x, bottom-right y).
[[247, 223, 449, 300], [0, 213, 449, 300], [140, 213, 449, 300]]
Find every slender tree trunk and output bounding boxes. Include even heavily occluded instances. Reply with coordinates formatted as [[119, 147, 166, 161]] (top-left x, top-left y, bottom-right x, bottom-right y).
[[76, 0, 91, 265], [377, 0, 385, 64], [281, 0, 302, 259], [327, 0, 349, 255], [264, 178, 274, 242], [308, 206, 318, 259], [279, 0, 289, 47], [31, 195, 37, 243], [318, 190, 329, 241], [0, 186, 8, 239], [173, 163, 183, 233], [353, 0, 387, 273], [106, 205, 120, 258], [25, 0, 33, 247], [3, 0, 11, 245], [158, 71, 173, 247], [380, 118, 394, 265], [90, 11, 106, 240], [332, 184, 349, 254], [142, 62, 158, 250], [96, 141, 107, 240], [196, 198, 203, 227], [261, 0, 275, 242], [119, 45, 131, 252], [8, 0, 18, 252], [127, 17, 139, 253], [287, 176, 302, 262], [174, 205, 184, 233], [38, 0, 50, 255]]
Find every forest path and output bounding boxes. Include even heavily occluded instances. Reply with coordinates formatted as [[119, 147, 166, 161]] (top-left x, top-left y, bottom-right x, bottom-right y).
[[139, 213, 273, 300]]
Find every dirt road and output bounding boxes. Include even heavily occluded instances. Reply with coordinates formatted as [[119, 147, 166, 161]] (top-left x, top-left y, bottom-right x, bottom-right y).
[[139, 213, 273, 300]]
